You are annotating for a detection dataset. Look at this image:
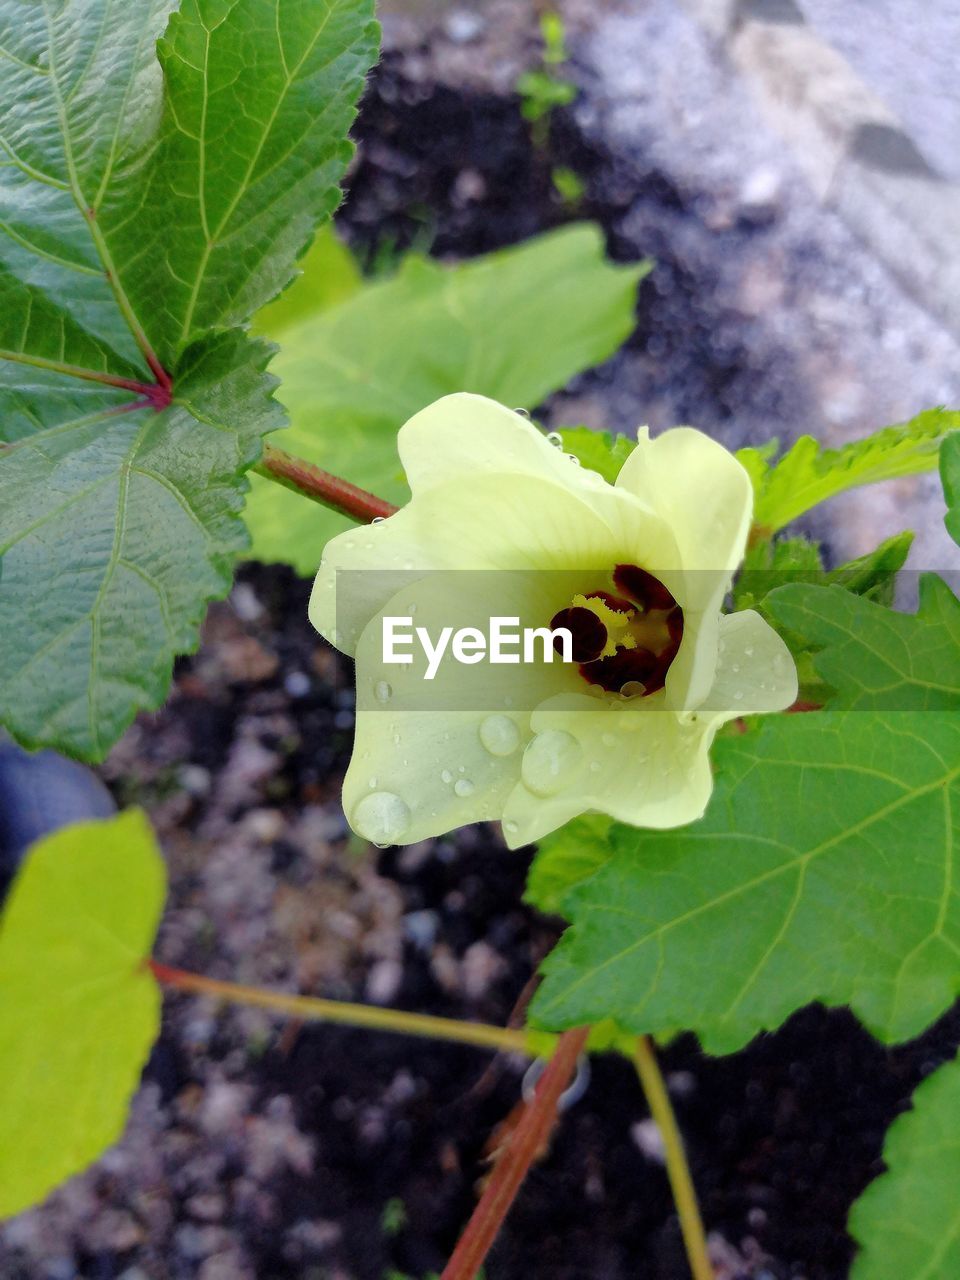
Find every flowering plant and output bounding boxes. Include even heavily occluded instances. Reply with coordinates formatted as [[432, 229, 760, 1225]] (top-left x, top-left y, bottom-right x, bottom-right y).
[[1, 3, 960, 1277], [311, 394, 797, 848]]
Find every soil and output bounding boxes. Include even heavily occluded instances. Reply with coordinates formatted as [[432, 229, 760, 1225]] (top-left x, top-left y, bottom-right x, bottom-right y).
[[3, 19, 960, 1280]]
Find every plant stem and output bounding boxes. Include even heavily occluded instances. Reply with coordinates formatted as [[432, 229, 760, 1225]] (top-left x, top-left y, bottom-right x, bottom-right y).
[[441, 1025, 591, 1280], [633, 1036, 713, 1280], [254, 443, 400, 523], [150, 961, 555, 1057]]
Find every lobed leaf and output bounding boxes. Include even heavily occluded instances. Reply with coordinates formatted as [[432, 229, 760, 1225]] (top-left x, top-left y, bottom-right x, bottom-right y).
[[0, 336, 283, 758], [243, 225, 648, 573], [532, 713, 960, 1053], [525, 813, 615, 918], [738, 408, 960, 534], [766, 575, 960, 711], [0, 0, 378, 759], [0, 809, 165, 1219], [849, 1054, 960, 1280]]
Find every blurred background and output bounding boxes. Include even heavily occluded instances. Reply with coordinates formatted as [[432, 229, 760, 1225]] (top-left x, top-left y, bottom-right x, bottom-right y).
[[2, 3, 960, 1278]]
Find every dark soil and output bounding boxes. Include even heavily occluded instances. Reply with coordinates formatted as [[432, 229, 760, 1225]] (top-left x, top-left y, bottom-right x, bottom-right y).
[[4, 46, 960, 1280]]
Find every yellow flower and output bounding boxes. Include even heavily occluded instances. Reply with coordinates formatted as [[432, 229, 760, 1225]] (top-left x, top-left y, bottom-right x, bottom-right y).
[[310, 394, 797, 849]]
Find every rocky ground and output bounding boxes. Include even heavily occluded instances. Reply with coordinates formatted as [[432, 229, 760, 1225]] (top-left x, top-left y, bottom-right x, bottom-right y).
[[3, 3, 960, 1278]]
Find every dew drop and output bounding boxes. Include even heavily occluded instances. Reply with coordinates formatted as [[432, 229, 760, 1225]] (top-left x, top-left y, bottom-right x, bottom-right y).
[[479, 714, 521, 757], [515, 407, 532, 418], [731, 663, 740, 673], [374, 679, 393, 703], [371, 516, 386, 524], [353, 791, 411, 845], [454, 779, 475, 797], [441, 769, 453, 784], [521, 730, 582, 797], [734, 691, 744, 701], [545, 431, 564, 448], [566, 453, 582, 466], [504, 820, 520, 835], [744, 645, 755, 657], [368, 776, 378, 789], [392, 733, 401, 746]]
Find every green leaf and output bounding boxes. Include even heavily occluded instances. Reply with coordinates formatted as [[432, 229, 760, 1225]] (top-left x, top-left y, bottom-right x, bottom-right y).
[[558, 426, 636, 485], [0, 0, 378, 759], [0, 336, 283, 758], [525, 814, 615, 917], [531, 712, 960, 1052], [733, 534, 825, 612], [765, 575, 960, 711], [244, 224, 648, 573], [943, 432, 960, 548], [849, 1054, 960, 1280], [107, 0, 377, 363], [252, 224, 362, 338], [740, 408, 960, 533], [0, 809, 165, 1219], [734, 531, 913, 613]]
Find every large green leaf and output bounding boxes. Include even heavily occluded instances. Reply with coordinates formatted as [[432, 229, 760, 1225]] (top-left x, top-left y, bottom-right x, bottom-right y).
[[0, 0, 378, 759], [0, 335, 282, 756], [766, 576, 960, 712], [849, 1054, 960, 1280], [525, 814, 615, 918], [532, 713, 960, 1052], [738, 408, 960, 534], [244, 225, 648, 572], [0, 809, 166, 1219], [943, 431, 960, 547]]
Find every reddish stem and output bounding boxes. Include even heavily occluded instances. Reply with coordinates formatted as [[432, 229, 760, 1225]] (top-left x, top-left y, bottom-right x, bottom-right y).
[[256, 443, 400, 523], [441, 1026, 591, 1280]]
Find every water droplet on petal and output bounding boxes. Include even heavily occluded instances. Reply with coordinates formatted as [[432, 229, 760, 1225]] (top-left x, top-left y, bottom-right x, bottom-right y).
[[353, 791, 411, 845], [744, 645, 755, 657], [454, 779, 475, 797], [521, 730, 582, 797], [566, 453, 581, 466], [479, 714, 521, 757], [374, 680, 393, 703], [545, 431, 563, 447], [734, 691, 744, 701], [371, 516, 386, 524], [515, 407, 532, 418], [368, 776, 378, 789], [731, 663, 740, 673], [441, 769, 453, 784], [504, 820, 520, 835]]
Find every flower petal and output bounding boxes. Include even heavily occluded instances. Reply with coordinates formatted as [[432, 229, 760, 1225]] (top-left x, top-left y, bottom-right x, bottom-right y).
[[698, 609, 798, 719], [500, 692, 716, 848], [616, 427, 754, 708], [400, 393, 637, 502], [615, 426, 753, 577], [311, 471, 680, 654]]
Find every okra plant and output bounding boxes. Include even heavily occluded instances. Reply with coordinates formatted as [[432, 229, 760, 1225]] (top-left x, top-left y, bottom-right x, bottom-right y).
[[1, 3, 960, 1278]]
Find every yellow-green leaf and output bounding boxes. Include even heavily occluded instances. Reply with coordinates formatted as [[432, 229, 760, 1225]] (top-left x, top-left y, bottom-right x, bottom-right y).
[[0, 810, 165, 1219]]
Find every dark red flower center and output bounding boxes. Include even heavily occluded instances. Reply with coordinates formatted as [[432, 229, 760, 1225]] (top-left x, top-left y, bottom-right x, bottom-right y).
[[549, 564, 683, 697]]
